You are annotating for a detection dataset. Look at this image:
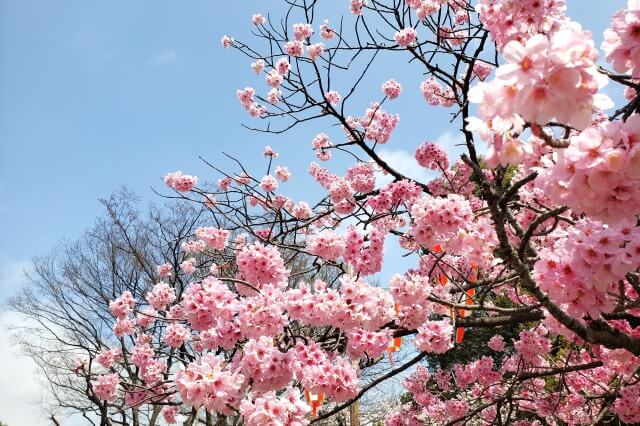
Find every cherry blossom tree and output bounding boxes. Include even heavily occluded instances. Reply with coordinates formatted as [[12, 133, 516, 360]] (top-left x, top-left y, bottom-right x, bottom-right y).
[[16, 0, 640, 424]]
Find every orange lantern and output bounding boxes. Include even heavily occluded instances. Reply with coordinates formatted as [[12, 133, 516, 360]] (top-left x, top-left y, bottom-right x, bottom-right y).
[[455, 307, 466, 344], [387, 336, 403, 363], [465, 288, 476, 306], [469, 264, 479, 283], [456, 264, 479, 343], [305, 389, 325, 417]]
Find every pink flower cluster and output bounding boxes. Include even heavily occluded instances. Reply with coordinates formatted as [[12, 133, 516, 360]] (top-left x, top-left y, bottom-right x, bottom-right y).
[[514, 329, 551, 364], [475, 0, 567, 50], [320, 20, 334, 40], [487, 334, 505, 352], [427, 160, 475, 196], [603, 1, 640, 78], [236, 87, 266, 118], [239, 387, 310, 426], [410, 194, 474, 250], [175, 354, 244, 414], [472, 62, 493, 81], [113, 317, 135, 337], [94, 373, 119, 402], [96, 348, 122, 369], [252, 14, 265, 26], [390, 273, 432, 306], [236, 242, 289, 291], [164, 322, 191, 348], [415, 319, 453, 353], [453, 356, 502, 388], [260, 175, 278, 192], [470, 27, 612, 132], [535, 220, 640, 318], [198, 318, 242, 351], [286, 277, 394, 331], [536, 115, 640, 224], [240, 337, 293, 393], [343, 225, 385, 276], [265, 70, 283, 88], [415, 142, 449, 170], [146, 282, 176, 311], [293, 23, 313, 40], [612, 383, 640, 424], [311, 133, 332, 161], [195, 227, 230, 250], [307, 42, 325, 61], [109, 291, 136, 318], [180, 258, 196, 275], [350, 102, 400, 145], [221, 35, 233, 49], [420, 77, 455, 107], [350, 0, 367, 15], [164, 171, 198, 192], [306, 229, 346, 261], [297, 350, 359, 402], [345, 162, 376, 193], [181, 276, 237, 330], [275, 166, 291, 182], [395, 27, 417, 46], [237, 286, 288, 338], [325, 90, 341, 106], [368, 179, 422, 213], [382, 79, 402, 99], [251, 59, 264, 74], [284, 40, 304, 57], [346, 328, 391, 359], [408, 0, 441, 21]]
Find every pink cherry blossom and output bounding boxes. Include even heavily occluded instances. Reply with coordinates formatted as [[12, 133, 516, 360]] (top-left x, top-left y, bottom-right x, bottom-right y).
[[415, 142, 449, 170], [236, 242, 289, 290], [320, 20, 334, 40], [175, 354, 244, 414], [307, 42, 325, 61], [382, 79, 402, 99], [252, 14, 265, 26], [93, 373, 119, 402], [602, 1, 640, 78], [325, 90, 341, 106], [350, 0, 367, 15], [395, 27, 417, 47], [415, 319, 454, 354], [221, 35, 233, 49], [146, 282, 176, 311]]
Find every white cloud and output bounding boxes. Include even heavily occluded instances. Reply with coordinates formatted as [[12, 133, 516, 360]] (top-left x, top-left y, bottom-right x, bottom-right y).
[[149, 48, 179, 66], [435, 130, 465, 151], [0, 311, 49, 426], [0, 256, 47, 425], [0, 256, 29, 301], [376, 149, 432, 185], [376, 130, 469, 186]]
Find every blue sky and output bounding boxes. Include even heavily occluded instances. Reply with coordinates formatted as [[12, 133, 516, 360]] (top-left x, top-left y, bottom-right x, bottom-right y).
[[0, 1, 625, 424], [0, 0, 623, 281]]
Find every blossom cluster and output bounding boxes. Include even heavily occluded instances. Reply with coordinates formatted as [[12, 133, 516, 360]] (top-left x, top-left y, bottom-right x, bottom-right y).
[[536, 115, 640, 224], [603, 1, 640, 78]]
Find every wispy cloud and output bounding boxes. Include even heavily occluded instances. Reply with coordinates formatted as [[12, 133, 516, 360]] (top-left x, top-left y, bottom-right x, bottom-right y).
[[0, 311, 48, 426], [149, 48, 179, 66], [0, 255, 29, 301], [75, 30, 118, 63], [0, 256, 46, 425], [376, 149, 432, 185], [435, 130, 465, 150]]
